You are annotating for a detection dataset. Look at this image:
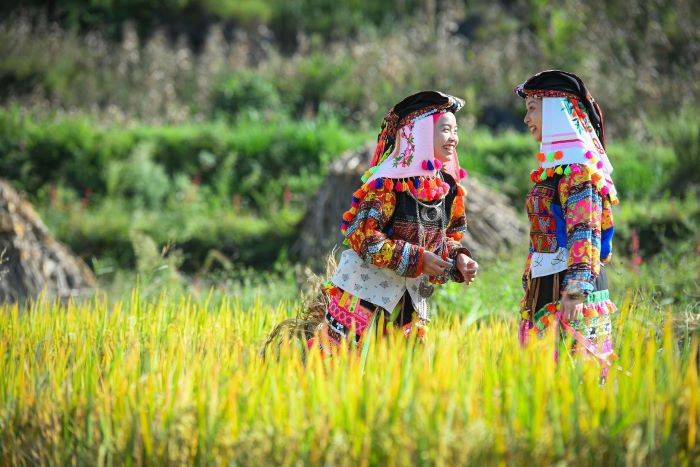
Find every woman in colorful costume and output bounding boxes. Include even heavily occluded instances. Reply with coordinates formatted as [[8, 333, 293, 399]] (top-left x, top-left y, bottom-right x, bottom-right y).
[[307, 91, 479, 355], [514, 70, 618, 373]]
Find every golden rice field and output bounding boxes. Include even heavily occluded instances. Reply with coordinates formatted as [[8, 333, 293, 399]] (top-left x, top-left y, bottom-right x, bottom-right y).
[[1, 290, 698, 466]]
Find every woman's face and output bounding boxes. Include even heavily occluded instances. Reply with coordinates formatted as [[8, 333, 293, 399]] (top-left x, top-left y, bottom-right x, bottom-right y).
[[524, 96, 543, 142], [433, 112, 459, 164]]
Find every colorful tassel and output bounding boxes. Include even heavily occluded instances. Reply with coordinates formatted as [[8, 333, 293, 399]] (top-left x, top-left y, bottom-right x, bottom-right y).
[[426, 160, 434, 171], [375, 178, 384, 189], [412, 177, 420, 189], [370, 126, 389, 168], [564, 166, 572, 175], [555, 166, 563, 175]]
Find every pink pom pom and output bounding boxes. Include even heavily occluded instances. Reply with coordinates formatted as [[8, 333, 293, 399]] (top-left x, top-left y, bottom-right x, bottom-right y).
[[434, 159, 443, 170], [597, 160, 604, 169], [459, 168, 468, 180], [571, 165, 582, 174], [368, 180, 377, 190], [601, 186, 610, 195], [421, 160, 429, 170], [584, 151, 593, 159], [395, 181, 404, 191]]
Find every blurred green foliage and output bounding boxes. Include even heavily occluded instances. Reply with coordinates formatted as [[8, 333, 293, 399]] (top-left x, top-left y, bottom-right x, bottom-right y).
[[1, 1, 697, 133], [0, 0, 698, 284], [0, 108, 369, 207]]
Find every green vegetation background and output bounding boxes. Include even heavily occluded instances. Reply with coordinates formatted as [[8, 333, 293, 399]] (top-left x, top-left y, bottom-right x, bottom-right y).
[[0, 0, 698, 311]]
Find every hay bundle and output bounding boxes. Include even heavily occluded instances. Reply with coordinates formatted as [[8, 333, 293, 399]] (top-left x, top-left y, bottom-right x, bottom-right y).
[[0, 180, 95, 302]]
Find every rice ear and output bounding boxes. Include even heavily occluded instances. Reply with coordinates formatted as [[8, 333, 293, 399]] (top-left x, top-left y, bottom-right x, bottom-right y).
[[259, 250, 340, 360]]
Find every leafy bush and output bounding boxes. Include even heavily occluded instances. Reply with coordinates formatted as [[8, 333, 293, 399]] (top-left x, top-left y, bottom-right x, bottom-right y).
[[655, 107, 700, 195], [39, 193, 303, 272], [106, 143, 170, 208], [213, 70, 284, 119], [0, 108, 369, 209], [613, 196, 700, 259]]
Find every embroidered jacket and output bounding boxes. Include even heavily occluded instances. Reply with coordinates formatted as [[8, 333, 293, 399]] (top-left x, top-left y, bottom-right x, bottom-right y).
[[344, 173, 468, 281], [523, 164, 614, 295]]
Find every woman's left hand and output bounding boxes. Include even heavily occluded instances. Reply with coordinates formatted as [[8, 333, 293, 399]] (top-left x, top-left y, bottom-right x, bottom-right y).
[[456, 253, 478, 285], [560, 294, 585, 322]]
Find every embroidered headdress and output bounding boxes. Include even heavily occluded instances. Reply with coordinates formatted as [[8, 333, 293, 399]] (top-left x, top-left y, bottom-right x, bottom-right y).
[[341, 91, 468, 235], [515, 70, 618, 204], [362, 91, 467, 198]]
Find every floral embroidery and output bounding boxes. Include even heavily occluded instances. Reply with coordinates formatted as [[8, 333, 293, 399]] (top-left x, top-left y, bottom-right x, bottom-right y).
[[563, 98, 593, 136], [393, 122, 415, 168]]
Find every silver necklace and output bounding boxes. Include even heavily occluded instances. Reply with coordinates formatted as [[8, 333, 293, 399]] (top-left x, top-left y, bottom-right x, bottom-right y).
[[407, 177, 448, 298]]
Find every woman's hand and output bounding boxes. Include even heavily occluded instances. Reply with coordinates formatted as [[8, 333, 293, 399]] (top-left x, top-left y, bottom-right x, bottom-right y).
[[560, 294, 585, 322], [422, 251, 453, 277], [456, 253, 478, 284]]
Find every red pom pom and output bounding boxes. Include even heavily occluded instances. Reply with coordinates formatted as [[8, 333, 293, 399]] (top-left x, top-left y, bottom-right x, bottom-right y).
[[536, 152, 546, 162], [395, 181, 404, 191], [554, 150, 564, 160]]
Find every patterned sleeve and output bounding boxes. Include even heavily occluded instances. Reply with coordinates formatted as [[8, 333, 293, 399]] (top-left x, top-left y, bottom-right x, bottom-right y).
[[558, 165, 604, 295], [344, 185, 424, 278], [600, 196, 614, 263], [443, 188, 472, 283]]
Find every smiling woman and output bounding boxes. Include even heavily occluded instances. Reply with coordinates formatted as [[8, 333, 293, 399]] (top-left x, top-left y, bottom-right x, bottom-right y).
[[433, 112, 459, 163], [514, 70, 619, 380], [263, 91, 479, 357], [523, 96, 543, 142]]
